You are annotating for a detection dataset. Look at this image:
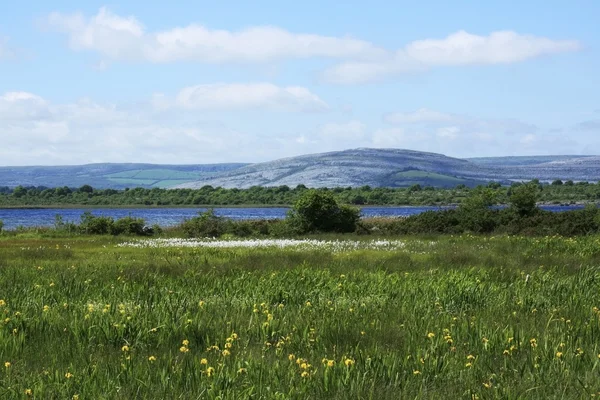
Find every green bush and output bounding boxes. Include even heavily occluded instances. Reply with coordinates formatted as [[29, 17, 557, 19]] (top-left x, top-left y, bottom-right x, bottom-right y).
[[79, 212, 114, 235], [285, 190, 360, 233], [111, 216, 148, 236], [180, 209, 231, 238], [509, 183, 539, 216], [0, 219, 3, 233]]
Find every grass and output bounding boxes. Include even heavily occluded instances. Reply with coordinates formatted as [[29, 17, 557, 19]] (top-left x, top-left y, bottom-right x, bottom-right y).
[[1, 234, 600, 398]]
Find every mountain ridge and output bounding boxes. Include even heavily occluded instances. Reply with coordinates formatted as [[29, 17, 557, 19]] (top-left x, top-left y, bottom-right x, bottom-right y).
[[1, 148, 598, 189]]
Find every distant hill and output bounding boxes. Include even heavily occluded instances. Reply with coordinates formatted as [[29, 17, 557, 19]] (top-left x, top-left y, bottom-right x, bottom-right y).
[[176, 148, 490, 189], [0, 163, 247, 189], [1, 149, 599, 189]]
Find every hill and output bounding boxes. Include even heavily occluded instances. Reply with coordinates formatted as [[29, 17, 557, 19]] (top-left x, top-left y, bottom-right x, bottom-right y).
[[2, 149, 599, 189], [0, 163, 247, 189], [176, 148, 490, 189]]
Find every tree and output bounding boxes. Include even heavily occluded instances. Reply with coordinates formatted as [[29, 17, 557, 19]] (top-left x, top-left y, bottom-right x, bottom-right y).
[[79, 184, 94, 193], [551, 179, 563, 186], [509, 183, 539, 216], [286, 190, 359, 233], [0, 219, 3, 233], [460, 188, 498, 211], [12, 186, 27, 198]]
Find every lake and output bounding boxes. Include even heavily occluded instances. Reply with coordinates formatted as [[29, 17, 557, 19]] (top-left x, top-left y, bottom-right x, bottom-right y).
[[0, 205, 587, 230]]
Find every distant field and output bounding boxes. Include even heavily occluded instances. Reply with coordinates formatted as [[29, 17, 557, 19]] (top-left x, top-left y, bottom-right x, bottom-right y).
[[1, 234, 600, 398], [385, 170, 484, 187]]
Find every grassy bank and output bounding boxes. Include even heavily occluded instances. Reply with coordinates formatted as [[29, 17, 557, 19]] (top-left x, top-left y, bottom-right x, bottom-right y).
[[1, 235, 600, 398]]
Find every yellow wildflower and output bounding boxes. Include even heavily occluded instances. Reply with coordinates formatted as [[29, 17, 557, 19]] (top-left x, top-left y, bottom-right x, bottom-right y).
[[182, 339, 189, 346], [24, 389, 32, 396], [238, 368, 247, 374], [344, 358, 355, 367], [301, 371, 309, 378], [180, 346, 189, 353], [288, 354, 295, 361], [556, 352, 563, 358], [4, 362, 10, 368], [427, 332, 435, 339], [413, 370, 421, 375], [222, 350, 231, 357], [206, 367, 215, 377], [65, 372, 74, 379], [200, 358, 208, 365], [43, 305, 50, 312], [148, 356, 156, 362], [121, 345, 129, 352], [0, 300, 5, 307], [327, 360, 335, 367]]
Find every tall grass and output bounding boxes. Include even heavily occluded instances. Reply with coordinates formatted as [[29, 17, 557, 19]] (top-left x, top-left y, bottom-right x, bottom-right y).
[[1, 235, 600, 398]]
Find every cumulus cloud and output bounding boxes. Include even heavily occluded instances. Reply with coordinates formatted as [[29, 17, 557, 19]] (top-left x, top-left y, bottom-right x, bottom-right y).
[[0, 90, 289, 165], [45, 7, 385, 63], [173, 83, 329, 112], [323, 30, 581, 84]]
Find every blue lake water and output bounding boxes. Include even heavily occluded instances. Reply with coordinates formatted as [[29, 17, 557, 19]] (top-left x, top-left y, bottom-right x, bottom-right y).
[[0, 205, 588, 230]]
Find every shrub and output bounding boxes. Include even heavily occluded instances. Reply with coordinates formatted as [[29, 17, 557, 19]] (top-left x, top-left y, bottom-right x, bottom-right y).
[[509, 183, 539, 216], [180, 209, 231, 238], [285, 190, 360, 233], [111, 216, 148, 236], [79, 212, 114, 235], [0, 219, 3, 233]]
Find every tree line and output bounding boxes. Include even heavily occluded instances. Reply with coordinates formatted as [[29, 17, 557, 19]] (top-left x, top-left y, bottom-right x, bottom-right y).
[[1, 180, 600, 207]]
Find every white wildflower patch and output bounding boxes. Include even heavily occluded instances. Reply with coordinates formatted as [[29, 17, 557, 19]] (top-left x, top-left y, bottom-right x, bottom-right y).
[[117, 238, 407, 252]]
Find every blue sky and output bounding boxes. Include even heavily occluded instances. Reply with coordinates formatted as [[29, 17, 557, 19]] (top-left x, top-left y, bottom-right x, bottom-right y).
[[0, 1, 598, 165]]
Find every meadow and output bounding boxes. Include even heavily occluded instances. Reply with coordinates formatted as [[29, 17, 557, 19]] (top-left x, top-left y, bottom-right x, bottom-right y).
[[1, 234, 600, 399]]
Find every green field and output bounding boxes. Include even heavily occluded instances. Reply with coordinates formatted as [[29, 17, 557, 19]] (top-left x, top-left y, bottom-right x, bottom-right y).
[[1, 234, 600, 398], [385, 170, 484, 188]]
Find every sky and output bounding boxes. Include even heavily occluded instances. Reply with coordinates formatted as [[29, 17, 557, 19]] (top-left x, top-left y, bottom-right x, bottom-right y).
[[0, 0, 599, 166]]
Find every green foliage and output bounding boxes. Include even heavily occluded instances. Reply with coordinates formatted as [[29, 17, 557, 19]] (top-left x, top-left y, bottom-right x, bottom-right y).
[[79, 212, 114, 235], [286, 190, 360, 233], [369, 206, 600, 236], [1, 180, 600, 208], [77, 212, 151, 236], [111, 216, 148, 236], [0, 219, 3, 233], [459, 187, 498, 211], [509, 183, 539, 216], [180, 209, 232, 238]]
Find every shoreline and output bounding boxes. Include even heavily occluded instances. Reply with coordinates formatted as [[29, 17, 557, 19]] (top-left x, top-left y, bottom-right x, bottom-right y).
[[0, 202, 592, 210]]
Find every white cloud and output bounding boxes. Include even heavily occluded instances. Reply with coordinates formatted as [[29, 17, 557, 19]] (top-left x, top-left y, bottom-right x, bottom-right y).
[[0, 91, 269, 165], [0, 92, 51, 120], [319, 120, 366, 140], [374, 107, 585, 157], [323, 30, 581, 84], [173, 83, 329, 112], [437, 126, 460, 139], [45, 7, 385, 63]]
